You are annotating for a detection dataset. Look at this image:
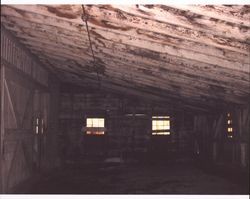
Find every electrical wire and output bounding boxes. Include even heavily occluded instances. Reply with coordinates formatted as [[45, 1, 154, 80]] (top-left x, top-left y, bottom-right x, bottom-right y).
[[81, 5, 101, 87]]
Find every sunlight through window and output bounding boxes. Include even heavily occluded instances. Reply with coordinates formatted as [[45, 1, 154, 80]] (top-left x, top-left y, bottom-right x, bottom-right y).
[[85, 118, 105, 135], [152, 116, 170, 136], [227, 113, 233, 138], [87, 118, 105, 128]]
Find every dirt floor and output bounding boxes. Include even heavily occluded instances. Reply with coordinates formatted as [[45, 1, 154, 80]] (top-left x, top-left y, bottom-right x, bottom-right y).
[[13, 161, 249, 194]]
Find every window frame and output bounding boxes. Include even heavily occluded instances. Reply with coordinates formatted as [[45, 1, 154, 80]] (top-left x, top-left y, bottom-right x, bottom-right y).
[[152, 116, 171, 136], [84, 117, 106, 136], [227, 113, 233, 138]]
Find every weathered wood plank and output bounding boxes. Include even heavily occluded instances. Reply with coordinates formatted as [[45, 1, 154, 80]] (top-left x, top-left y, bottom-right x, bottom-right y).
[[0, 61, 6, 193], [85, 6, 249, 53], [2, 14, 249, 66], [3, 5, 249, 54], [1, 5, 249, 111], [103, 4, 250, 40], [1, 26, 49, 87], [31, 45, 249, 103], [1, 6, 249, 72], [45, 58, 234, 103], [62, 72, 233, 112], [4, 130, 33, 141], [3, 60, 48, 92], [24, 37, 249, 93], [174, 5, 250, 26], [3, 17, 248, 90], [4, 79, 19, 128], [21, 91, 34, 129]]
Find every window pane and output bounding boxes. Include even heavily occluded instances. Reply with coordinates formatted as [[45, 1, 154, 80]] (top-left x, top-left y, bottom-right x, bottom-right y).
[[93, 119, 99, 127], [152, 116, 170, 135], [98, 119, 104, 127], [86, 118, 105, 135], [86, 118, 93, 127], [158, 120, 164, 126], [86, 118, 105, 127], [164, 120, 170, 126]]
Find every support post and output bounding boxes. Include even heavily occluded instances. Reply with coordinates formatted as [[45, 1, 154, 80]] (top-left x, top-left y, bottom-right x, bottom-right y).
[[0, 64, 6, 193], [240, 143, 247, 168], [212, 142, 217, 162]]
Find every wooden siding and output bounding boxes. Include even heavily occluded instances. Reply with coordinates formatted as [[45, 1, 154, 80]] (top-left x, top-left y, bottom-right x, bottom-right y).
[[194, 105, 249, 169], [1, 28, 49, 87], [0, 28, 60, 193], [59, 90, 194, 162]]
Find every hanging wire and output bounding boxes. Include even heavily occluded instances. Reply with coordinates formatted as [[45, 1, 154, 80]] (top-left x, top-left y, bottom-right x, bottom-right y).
[[81, 5, 101, 88]]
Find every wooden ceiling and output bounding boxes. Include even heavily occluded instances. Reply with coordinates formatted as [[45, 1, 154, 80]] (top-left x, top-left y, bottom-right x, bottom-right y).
[[1, 4, 250, 112]]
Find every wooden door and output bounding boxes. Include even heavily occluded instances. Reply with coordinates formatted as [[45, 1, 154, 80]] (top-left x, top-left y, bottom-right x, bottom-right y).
[[33, 91, 49, 170], [0, 62, 5, 193], [0, 65, 49, 192], [1, 66, 35, 191]]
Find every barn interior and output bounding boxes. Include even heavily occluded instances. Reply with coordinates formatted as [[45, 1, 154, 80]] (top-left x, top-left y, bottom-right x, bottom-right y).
[[0, 4, 249, 194]]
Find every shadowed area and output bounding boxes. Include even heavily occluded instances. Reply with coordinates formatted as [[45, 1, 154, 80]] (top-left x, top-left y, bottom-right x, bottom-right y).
[[13, 161, 249, 194]]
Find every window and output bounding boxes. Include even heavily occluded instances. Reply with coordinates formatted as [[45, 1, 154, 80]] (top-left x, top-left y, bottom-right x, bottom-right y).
[[35, 117, 39, 134], [85, 118, 105, 135], [227, 113, 233, 138], [152, 116, 170, 135], [41, 118, 44, 134], [34, 117, 45, 134]]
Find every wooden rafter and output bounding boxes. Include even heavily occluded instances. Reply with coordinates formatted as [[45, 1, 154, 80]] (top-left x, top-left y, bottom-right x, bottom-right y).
[[1, 4, 250, 112]]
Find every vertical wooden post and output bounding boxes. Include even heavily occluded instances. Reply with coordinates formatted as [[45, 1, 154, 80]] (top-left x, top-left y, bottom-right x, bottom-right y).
[[212, 142, 217, 162], [240, 143, 247, 167], [0, 64, 5, 193]]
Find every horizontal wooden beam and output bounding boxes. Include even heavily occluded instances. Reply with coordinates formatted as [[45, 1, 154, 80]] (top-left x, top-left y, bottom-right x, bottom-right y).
[[2, 15, 247, 86], [20, 40, 249, 107], [2, 6, 249, 70], [48, 59, 243, 111], [169, 5, 250, 26], [4, 5, 249, 54], [35, 51, 248, 104], [11, 28, 249, 91], [25, 39, 250, 97], [107, 4, 250, 39], [1, 5, 249, 111], [2, 13, 249, 66]]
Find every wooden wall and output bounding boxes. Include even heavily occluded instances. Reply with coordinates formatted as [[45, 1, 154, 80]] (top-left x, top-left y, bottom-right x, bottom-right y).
[[59, 89, 194, 163], [193, 105, 249, 170], [0, 27, 60, 193], [59, 86, 249, 171]]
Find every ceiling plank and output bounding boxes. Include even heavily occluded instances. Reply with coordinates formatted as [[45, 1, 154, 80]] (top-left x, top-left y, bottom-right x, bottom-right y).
[[2, 5, 249, 54], [1, 4, 249, 112], [169, 5, 250, 26], [2, 18, 249, 88], [34, 50, 249, 106], [105, 4, 250, 39], [25, 39, 249, 97], [2, 14, 249, 69], [12, 29, 249, 100]]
